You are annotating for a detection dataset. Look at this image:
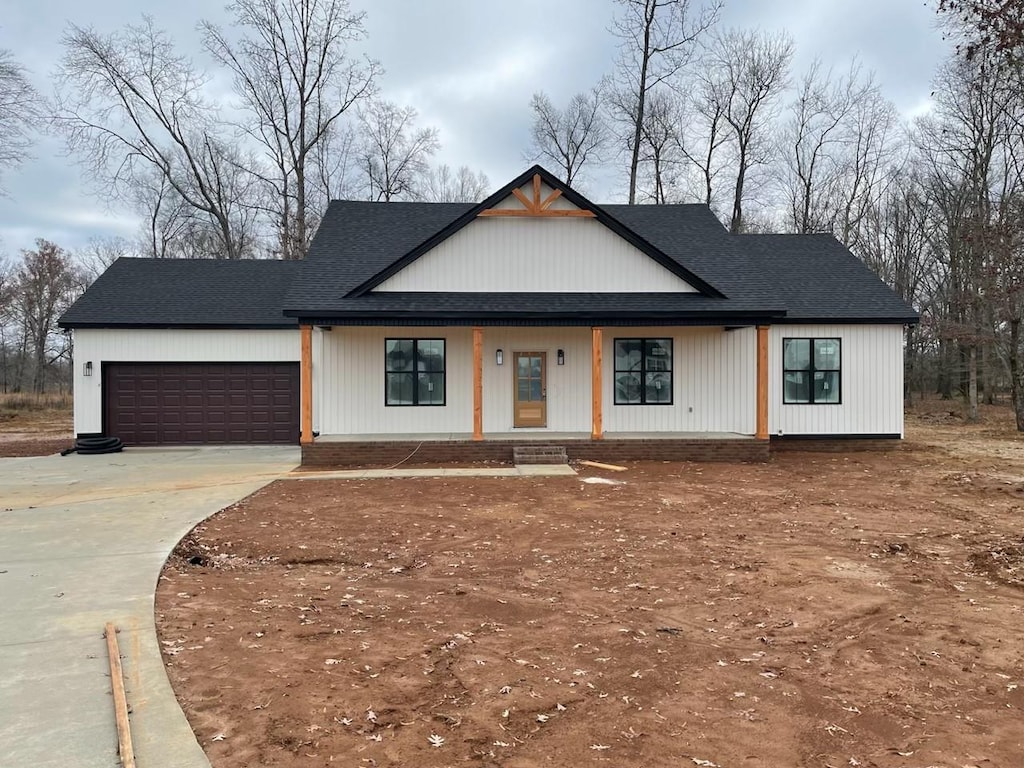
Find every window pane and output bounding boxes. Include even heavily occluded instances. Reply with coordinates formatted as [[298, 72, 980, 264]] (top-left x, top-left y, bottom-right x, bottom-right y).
[[645, 372, 672, 403], [385, 340, 414, 372], [645, 339, 672, 371], [386, 372, 414, 404], [530, 379, 542, 400], [615, 373, 641, 404], [783, 371, 810, 403], [531, 356, 542, 377], [418, 340, 445, 372], [517, 379, 530, 401], [517, 355, 530, 376], [815, 371, 840, 403], [814, 339, 840, 370], [615, 340, 642, 371], [783, 339, 810, 371], [418, 372, 444, 405]]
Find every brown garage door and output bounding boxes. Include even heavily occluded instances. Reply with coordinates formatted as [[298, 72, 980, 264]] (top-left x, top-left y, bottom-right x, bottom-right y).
[[104, 363, 300, 445]]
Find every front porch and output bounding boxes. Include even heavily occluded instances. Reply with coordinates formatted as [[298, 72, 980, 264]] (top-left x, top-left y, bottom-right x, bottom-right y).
[[298, 323, 772, 467], [302, 431, 769, 467]]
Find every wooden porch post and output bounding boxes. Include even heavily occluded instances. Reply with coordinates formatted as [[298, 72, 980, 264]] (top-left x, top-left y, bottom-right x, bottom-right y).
[[756, 325, 769, 440], [300, 324, 313, 445], [592, 327, 603, 440], [473, 327, 483, 441]]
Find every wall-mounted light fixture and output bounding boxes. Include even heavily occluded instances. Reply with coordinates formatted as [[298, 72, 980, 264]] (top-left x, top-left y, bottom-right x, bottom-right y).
[[83, 361, 93, 377], [495, 349, 504, 366], [557, 349, 565, 365]]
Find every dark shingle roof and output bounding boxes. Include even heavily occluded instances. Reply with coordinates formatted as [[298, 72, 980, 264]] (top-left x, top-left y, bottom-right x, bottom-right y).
[[59, 258, 301, 328], [62, 166, 919, 328], [736, 234, 918, 321], [283, 197, 916, 324]]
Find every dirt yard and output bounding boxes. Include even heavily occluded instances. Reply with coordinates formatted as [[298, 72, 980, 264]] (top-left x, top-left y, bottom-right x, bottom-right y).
[[0, 394, 73, 457], [157, 405, 1024, 768]]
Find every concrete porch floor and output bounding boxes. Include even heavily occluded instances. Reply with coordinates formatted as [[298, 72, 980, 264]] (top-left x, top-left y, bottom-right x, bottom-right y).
[[313, 431, 754, 442]]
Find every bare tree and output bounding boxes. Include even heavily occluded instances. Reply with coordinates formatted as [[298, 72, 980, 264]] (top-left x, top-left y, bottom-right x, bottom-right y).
[[78, 235, 135, 280], [938, 0, 1024, 63], [201, 0, 380, 260], [54, 20, 260, 259], [527, 86, 607, 186], [704, 28, 794, 233], [10, 240, 83, 393], [678, 73, 730, 210], [610, 0, 721, 203], [0, 48, 42, 192], [780, 59, 900, 245], [782, 60, 861, 233], [636, 87, 686, 203], [356, 100, 439, 201], [419, 164, 490, 202]]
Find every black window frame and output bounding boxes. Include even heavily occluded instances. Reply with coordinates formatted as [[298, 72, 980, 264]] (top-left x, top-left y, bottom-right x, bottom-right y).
[[384, 338, 447, 407], [782, 337, 841, 405], [613, 337, 674, 406]]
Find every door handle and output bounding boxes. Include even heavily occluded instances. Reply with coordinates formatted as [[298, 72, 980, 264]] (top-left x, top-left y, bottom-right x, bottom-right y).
[[542, 388, 546, 399]]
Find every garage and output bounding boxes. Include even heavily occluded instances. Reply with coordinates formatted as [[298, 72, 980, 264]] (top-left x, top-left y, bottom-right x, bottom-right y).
[[104, 362, 300, 445]]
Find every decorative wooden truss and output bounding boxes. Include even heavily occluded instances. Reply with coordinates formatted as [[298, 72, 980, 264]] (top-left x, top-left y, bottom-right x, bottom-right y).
[[478, 174, 596, 218]]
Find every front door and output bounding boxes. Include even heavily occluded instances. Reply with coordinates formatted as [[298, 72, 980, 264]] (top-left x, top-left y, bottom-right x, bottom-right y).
[[513, 352, 546, 428]]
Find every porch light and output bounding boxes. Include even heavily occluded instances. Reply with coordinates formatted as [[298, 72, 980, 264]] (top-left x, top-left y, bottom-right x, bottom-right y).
[[495, 349, 503, 366], [83, 361, 93, 377], [557, 349, 565, 365]]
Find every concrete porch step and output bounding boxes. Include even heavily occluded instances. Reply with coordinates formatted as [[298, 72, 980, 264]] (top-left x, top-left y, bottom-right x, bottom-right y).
[[512, 445, 568, 465]]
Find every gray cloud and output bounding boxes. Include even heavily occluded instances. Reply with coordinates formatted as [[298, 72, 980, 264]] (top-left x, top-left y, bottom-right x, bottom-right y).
[[0, 0, 949, 257]]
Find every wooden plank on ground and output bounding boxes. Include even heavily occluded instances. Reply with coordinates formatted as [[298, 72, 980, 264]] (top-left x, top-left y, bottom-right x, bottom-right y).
[[104, 622, 136, 768], [580, 460, 627, 472]]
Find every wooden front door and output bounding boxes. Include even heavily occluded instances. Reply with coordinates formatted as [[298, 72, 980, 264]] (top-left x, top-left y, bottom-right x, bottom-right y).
[[513, 352, 547, 428]]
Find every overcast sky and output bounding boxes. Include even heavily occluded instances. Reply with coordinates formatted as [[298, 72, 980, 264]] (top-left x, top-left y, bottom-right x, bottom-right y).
[[0, 0, 950, 258]]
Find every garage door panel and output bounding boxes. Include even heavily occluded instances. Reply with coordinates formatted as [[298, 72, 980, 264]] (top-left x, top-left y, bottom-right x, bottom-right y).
[[104, 362, 299, 445]]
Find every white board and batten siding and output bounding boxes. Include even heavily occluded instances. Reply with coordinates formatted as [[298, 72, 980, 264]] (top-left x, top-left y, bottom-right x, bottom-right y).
[[72, 328, 299, 435], [315, 326, 759, 436], [769, 324, 905, 437], [373, 217, 696, 294], [603, 327, 757, 435], [315, 327, 474, 435]]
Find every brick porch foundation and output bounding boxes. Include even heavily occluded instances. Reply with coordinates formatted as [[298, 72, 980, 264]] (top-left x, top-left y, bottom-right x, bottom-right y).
[[301, 437, 772, 468]]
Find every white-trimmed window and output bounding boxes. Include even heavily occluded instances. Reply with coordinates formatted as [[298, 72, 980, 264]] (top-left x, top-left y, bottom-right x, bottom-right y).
[[614, 338, 673, 405], [783, 338, 841, 404], [385, 339, 446, 406]]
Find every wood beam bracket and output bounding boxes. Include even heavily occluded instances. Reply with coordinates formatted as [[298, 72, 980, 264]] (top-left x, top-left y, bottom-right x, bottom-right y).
[[479, 174, 596, 218]]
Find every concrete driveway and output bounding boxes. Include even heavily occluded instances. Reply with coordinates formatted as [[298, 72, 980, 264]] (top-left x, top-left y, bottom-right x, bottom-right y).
[[0, 446, 298, 768]]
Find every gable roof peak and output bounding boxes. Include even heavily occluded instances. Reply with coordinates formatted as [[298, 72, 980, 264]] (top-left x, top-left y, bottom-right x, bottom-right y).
[[344, 165, 726, 298]]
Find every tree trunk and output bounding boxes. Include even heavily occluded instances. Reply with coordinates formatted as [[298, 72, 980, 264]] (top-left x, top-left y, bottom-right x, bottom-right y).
[[1011, 319, 1024, 431], [967, 345, 979, 422], [628, 6, 654, 205]]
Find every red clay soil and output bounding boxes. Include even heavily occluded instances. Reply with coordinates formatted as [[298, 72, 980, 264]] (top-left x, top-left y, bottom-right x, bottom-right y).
[[157, 413, 1024, 768]]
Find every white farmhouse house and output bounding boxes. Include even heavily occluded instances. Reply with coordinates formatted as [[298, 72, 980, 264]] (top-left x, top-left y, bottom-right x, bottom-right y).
[[60, 166, 918, 465]]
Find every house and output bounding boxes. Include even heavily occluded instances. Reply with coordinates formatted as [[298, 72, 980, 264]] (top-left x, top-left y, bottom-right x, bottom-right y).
[[59, 166, 918, 464]]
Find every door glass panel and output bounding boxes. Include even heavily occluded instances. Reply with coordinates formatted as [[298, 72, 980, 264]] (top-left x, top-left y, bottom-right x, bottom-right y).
[[517, 356, 530, 375], [518, 379, 530, 401], [530, 379, 542, 400]]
